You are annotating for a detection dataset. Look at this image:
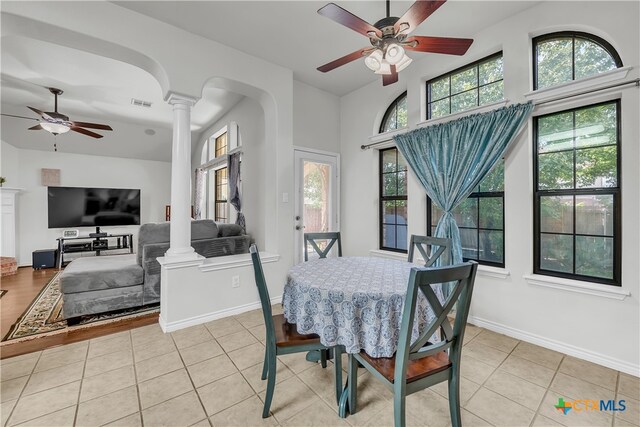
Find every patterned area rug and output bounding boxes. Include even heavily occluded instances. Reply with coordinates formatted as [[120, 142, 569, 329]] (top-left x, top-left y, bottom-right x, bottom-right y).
[[2, 272, 159, 343]]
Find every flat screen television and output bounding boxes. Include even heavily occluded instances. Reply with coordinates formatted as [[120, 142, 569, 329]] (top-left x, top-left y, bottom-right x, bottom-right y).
[[48, 186, 141, 228]]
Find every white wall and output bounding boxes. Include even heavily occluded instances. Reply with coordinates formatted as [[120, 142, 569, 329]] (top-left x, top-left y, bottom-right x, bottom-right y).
[[1, 140, 20, 188], [339, 1, 639, 374], [192, 96, 266, 250], [8, 145, 171, 265], [293, 80, 340, 153]]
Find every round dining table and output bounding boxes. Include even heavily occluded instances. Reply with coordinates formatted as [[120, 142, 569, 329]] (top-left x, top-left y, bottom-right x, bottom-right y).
[[282, 256, 444, 358]]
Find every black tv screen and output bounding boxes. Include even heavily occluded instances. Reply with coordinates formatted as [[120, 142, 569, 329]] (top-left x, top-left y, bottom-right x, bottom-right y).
[[48, 186, 141, 228]]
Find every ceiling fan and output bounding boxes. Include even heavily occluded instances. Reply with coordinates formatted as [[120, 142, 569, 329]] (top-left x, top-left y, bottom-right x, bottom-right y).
[[1, 87, 113, 139], [317, 0, 474, 86]]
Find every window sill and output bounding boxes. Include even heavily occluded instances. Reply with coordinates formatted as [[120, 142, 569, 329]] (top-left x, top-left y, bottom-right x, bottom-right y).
[[369, 250, 510, 279], [369, 249, 407, 261], [524, 274, 630, 300], [524, 66, 632, 104], [478, 265, 510, 279], [199, 252, 280, 272]]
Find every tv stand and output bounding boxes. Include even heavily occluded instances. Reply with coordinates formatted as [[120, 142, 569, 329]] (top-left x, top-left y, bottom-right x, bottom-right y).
[[56, 233, 134, 268], [89, 226, 107, 238]]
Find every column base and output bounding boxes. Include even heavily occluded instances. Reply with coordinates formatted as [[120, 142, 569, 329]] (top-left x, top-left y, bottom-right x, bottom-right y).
[[163, 247, 199, 262]]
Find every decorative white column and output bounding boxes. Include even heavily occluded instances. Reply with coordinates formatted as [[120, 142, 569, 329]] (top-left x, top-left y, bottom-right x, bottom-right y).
[[165, 93, 199, 260]]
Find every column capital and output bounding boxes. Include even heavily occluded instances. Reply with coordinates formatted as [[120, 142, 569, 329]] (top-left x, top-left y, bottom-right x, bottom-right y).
[[165, 91, 199, 107]]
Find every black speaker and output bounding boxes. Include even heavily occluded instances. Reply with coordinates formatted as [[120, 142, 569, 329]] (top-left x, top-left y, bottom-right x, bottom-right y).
[[32, 249, 57, 269]]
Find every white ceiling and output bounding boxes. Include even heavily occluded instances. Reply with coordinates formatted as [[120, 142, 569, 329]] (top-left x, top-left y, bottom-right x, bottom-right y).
[[114, 0, 539, 96], [1, 1, 538, 160]]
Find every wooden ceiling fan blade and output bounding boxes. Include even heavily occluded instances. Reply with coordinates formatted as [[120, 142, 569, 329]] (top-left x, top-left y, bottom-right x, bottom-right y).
[[405, 36, 473, 55], [1, 113, 40, 121], [394, 0, 447, 34], [70, 121, 113, 131], [71, 127, 103, 139], [28, 124, 43, 131], [382, 65, 399, 86], [318, 48, 369, 73], [318, 3, 382, 38]]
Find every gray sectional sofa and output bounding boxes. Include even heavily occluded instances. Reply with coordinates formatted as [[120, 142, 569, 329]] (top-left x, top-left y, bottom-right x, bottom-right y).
[[60, 220, 250, 319]]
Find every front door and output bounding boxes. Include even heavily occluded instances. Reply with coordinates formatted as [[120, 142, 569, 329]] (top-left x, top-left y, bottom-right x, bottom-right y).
[[294, 149, 339, 263]]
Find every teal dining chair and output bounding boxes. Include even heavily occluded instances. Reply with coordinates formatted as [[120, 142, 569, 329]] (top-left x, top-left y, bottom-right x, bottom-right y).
[[339, 261, 478, 427], [304, 232, 342, 261], [249, 244, 342, 417], [408, 235, 451, 267]]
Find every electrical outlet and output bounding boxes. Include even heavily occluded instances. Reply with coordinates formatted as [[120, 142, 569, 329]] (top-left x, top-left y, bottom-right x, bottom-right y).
[[232, 275, 240, 288]]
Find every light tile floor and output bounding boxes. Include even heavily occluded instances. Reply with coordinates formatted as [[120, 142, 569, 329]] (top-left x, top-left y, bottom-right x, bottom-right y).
[[1, 307, 638, 427]]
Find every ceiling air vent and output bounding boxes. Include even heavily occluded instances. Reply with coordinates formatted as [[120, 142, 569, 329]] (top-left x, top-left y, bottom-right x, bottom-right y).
[[131, 98, 152, 108]]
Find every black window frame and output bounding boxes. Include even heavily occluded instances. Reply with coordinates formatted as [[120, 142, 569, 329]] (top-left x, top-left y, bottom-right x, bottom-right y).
[[426, 166, 506, 268], [532, 99, 622, 286], [532, 31, 623, 91], [379, 147, 408, 253], [379, 92, 407, 134], [426, 51, 504, 120]]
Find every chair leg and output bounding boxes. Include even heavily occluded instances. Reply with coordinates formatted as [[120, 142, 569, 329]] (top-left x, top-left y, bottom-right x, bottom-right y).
[[333, 346, 343, 405], [262, 350, 277, 418], [448, 372, 462, 427], [320, 349, 328, 368], [347, 355, 358, 415], [261, 348, 268, 381], [393, 393, 406, 427]]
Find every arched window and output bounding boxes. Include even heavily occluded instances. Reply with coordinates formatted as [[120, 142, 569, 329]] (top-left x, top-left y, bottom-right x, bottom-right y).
[[533, 32, 622, 90], [379, 92, 407, 133]]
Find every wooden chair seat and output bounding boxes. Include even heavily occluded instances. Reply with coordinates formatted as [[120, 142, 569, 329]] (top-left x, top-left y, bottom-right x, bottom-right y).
[[273, 314, 322, 347], [359, 350, 451, 384]]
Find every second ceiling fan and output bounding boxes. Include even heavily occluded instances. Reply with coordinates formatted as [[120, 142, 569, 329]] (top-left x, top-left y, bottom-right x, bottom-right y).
[[317, 0, 474, 86]]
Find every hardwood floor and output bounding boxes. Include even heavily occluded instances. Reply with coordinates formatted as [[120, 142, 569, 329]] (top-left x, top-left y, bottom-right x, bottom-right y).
[[0, 266, 158, 360], [0, 267, 58, 338]]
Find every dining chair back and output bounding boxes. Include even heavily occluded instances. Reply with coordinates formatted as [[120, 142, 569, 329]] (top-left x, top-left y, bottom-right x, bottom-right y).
[[250, 244, 276, 348], [341, 261, 478, 427], [249, 244, 338, 418], [304, 231, 342, 261], [407, 235, 451, 267]]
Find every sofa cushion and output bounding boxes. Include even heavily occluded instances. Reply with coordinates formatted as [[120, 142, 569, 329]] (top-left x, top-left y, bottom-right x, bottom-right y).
[[137, 219, 218, 265], [60, 254, 143, 294], [217, 223, 243, 237]]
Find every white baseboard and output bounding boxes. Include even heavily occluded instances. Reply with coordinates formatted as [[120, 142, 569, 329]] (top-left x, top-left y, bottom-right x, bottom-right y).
[[159, 295, 282, 333], [468, 315, 639, 377]]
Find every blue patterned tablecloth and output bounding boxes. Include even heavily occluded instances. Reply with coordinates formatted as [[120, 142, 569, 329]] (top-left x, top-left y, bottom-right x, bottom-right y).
[[282, 256, 443, 358]]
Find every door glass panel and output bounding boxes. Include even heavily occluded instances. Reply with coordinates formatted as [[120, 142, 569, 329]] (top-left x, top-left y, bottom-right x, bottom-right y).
[[303, 161, 332, 258]]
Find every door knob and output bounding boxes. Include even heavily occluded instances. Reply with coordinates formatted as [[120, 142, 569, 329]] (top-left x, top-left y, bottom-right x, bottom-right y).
[[295, 216, 301, 220]]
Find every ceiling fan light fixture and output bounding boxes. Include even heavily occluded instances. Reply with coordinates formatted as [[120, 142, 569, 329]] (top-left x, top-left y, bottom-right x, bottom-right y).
[[385, 43, 405, 65], [40, 122, 70, 135], [364, 49, 384, 71], [374, 62, 393, 75], [395, 54, 413, 72]]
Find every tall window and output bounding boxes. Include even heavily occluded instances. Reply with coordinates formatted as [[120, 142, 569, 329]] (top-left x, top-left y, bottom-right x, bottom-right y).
[[214, 132, 228, 158], [380, 147, 408, 252], [214, 167, 228, 222], [533, 32, 622, 90], [380, 92, 407, 133], [426, 52, 503, 119], [533, 101, 621, 285], [427, 162, 505, 267], [206, 130, 228, 222]]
